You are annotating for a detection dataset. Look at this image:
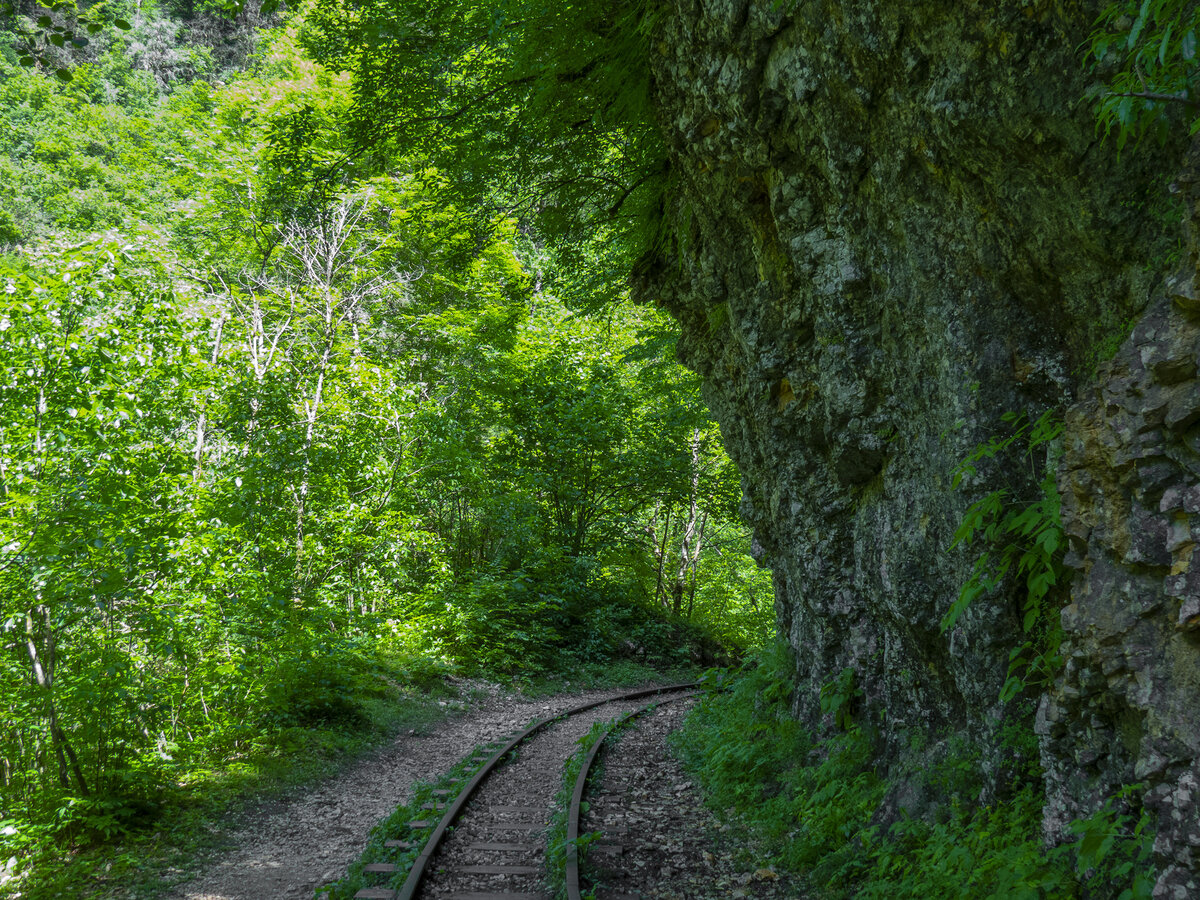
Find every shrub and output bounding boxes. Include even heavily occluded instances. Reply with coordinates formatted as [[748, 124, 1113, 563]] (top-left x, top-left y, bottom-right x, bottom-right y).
[[262, 648, 382, 729]]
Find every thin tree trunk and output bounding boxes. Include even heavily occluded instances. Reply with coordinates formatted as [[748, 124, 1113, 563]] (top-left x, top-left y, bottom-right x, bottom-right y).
[[295, 323, 335, 595], [685, 511, 709, 620], [192, 314, 226, 481], [653, 504, 672, 609], [24, 608, 89, 796], [673, 428, 704, 616]]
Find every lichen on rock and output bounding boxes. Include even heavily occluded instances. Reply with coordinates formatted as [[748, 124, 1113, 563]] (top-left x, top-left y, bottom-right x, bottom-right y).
[[635, 0, 1196, 888]]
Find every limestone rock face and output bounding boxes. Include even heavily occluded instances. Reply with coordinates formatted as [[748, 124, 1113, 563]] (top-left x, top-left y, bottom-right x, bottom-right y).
[[1040, 235, 1200, 896], [637, 0, 1192, 885]]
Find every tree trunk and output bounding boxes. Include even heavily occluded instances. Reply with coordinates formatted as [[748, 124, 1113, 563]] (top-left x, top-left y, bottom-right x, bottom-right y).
[[24, 607, 89, 797], [192, 314, 226, 481], [673, 428, 704, 616]]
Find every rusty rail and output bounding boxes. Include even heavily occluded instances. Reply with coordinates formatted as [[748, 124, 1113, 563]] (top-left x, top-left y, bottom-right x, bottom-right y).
[[564, 690, 701, 900], [354, 682, 698, 900]]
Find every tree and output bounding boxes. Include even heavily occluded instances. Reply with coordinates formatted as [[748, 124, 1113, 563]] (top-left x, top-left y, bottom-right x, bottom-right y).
[[301, 0, 670, 307]]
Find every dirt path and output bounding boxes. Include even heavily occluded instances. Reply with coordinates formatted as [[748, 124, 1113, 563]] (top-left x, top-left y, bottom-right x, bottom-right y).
[[171, 682, 656, 900]]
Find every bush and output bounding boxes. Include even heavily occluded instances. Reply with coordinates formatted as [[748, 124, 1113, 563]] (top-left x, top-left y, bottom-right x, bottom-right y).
[[262, 648, 383, 729]]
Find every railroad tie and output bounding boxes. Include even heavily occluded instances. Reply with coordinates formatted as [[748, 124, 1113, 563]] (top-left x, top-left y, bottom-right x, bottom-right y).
[[375, 684, 699, 900], [363, 863, 398, 874]]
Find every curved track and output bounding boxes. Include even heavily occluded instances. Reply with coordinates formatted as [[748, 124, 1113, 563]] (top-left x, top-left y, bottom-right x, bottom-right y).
[[564, 690, 700, 900], [352, 683, 697, 900]]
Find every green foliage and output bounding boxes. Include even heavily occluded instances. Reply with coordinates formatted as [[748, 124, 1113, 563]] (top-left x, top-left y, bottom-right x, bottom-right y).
[[942, 411, 1067, 702], [673, 644, 884, 879], [675, 645, 1156, 899], [263, 646, 390, 729], [819, 667, 859, 732], [0, 208, 21, 245], [0, 6, 766, 893], [301, 0, 671, 307], [1086, 0, 1200, 149], [1, 0, 133, 84]]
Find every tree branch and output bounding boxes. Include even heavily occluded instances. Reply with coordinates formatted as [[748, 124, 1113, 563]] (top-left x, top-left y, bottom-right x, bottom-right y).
[[1109, 90, 1200, 108]]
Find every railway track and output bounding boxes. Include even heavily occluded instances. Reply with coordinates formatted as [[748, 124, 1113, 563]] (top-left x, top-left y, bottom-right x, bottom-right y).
[[349, 683, 698, 900]]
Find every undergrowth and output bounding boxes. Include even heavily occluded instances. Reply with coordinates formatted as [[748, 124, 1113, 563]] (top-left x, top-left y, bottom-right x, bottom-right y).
[[672, 642, 1155, 899], [512, 657, 701, 697], [6, 650, 461, 900]]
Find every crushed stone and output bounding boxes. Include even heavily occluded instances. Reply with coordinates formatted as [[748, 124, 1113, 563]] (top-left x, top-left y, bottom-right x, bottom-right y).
[[171, 681, 665, 900], [583, 698, 803, 900]]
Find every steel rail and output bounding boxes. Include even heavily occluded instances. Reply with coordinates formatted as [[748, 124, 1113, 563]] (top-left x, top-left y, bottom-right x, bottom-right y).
[[564, 689, 702, 900], [362, 682, 698, 900]]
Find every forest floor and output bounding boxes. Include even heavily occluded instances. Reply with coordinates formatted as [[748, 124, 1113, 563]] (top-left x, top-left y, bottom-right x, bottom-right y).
[[168, 679, 678, 900]]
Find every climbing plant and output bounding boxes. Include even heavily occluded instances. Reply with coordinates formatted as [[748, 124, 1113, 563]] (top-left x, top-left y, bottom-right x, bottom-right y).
[[941, 412, 1067, 702]]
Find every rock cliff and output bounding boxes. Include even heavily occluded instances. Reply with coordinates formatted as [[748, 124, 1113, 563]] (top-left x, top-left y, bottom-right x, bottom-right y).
[[637, 0, 1198, 890], [1040, 164, 1200, 896]]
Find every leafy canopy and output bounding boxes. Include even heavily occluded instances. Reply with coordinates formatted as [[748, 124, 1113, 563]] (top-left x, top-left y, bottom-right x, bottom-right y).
[[301, 0, 670, 306]]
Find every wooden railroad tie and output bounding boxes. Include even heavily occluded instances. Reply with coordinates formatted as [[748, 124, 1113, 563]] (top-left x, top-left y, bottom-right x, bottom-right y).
[[362, 863, 398, 874]]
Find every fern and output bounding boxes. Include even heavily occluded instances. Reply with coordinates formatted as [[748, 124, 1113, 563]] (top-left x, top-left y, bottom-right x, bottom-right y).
[[942, 412, 1067, 702]]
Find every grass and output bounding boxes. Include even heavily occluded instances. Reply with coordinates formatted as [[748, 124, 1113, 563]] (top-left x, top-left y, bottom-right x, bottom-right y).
[[317, 731, 514, 900], [5, 653, 462, 900], [545, 720, 609, 900]]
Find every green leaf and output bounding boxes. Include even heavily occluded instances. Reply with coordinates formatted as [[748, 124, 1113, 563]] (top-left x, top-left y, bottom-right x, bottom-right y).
[[1183, 29, 1197, 60], [36, 14, 52, 26], [1158, 21, 1174, 64], [1078, 825, 1106, 863], [999, 676, 1022, 702], [113, 18, 132, 29], [54, 68, 72, 82]]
